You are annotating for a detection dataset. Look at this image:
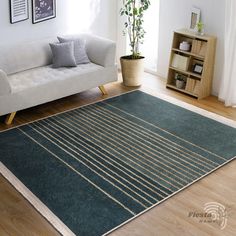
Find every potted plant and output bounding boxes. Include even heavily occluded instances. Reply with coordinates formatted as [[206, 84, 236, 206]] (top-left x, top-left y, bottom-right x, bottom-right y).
[[120, 0, 151, 86], [175, 73, 186, 89], [197, 21, 204, 35]]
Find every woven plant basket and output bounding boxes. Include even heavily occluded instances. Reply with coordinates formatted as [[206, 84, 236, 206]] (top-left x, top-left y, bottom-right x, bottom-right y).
[[120, 56, 144, 86]]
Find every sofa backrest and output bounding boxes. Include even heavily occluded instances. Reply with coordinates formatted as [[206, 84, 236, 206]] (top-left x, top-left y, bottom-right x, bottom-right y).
[[0, 37, 57, 75]]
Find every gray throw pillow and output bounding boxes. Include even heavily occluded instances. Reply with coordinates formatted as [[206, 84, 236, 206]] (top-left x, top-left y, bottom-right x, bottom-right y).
[[58, 36, 90, 65], [50, 42, 77, 68]]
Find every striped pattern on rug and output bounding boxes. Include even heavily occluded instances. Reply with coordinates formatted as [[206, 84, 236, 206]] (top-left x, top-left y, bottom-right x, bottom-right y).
[[18, 100, 229, 216]]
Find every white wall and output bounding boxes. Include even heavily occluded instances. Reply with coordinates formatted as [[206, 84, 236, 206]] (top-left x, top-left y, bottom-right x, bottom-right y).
[[116, 1, 127, 63], [158, 0, 225, 95], [0, 0, 117, 45]]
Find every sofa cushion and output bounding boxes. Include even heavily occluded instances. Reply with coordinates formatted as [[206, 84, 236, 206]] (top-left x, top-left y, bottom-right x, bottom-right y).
[[58, 36, 90, 64], [0, 38, 57, 75], [50, 42, 77, 68], [85, 34, 116, 67], [8, 63, 103, 94]]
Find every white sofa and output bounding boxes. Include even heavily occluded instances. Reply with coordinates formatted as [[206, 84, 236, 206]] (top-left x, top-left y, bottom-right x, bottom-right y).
[[0, 34, 117, 124]]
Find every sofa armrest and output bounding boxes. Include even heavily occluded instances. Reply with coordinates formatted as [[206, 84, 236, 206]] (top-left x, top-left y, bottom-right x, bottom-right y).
[[85, 35, 116, 67], [0, 70, 11, 96]]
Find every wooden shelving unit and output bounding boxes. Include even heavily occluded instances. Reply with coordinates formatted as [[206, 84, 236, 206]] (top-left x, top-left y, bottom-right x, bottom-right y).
[[166, 29, 217, 99]]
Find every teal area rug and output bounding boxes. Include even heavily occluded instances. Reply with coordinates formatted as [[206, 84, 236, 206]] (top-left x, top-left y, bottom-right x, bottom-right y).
[[0, 90, 236, 236]]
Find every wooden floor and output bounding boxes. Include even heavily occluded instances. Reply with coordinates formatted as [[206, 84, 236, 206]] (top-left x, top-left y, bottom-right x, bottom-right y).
[[0, 73, 235, 236]]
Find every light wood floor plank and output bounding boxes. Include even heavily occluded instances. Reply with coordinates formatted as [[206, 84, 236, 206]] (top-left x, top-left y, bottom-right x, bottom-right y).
[[0, 175, 61, 236]]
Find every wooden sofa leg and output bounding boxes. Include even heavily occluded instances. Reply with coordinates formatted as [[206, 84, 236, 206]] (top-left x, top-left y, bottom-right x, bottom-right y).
[[5, 112, 17, 125], [99, 85, 108, 95]]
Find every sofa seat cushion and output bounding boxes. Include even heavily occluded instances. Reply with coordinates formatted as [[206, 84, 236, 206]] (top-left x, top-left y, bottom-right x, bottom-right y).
[[8, 63, 103, 94]]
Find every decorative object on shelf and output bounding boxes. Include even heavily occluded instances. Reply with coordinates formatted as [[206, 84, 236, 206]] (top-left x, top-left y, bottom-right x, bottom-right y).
[[179, 41, 191, 51], [193, 63, 203, 75], [32, 0, 56, 24], [167, 29, 217, 99], [197, 21, 204, 35], [9, 0, 29, 24], [120, 0, 151, 86], [171, 54, 189, 71], [175, 73, 187, 89], [190, 7, 201, 32]]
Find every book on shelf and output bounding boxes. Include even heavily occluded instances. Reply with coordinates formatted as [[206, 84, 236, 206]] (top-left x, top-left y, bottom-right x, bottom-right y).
[[185, 78, 200, 94], [199, 43, 207, 57], [191, 40, 207, 57], [193, 80, 200, 94]]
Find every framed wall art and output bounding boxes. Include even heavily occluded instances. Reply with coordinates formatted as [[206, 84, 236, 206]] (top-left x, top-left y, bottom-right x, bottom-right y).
[[32, 0, 56, 24], [9, 0, 29, 24], [193, 63, 203, 75], [190, 7, 201, 32]]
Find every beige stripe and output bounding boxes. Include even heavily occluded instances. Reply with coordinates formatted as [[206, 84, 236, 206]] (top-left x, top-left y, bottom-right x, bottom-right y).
[[18, 128, 136, 216], [71, 110, 203, 181], [77, 108, 213, 172], [52, 115, 172, 195], [101, 102, 227, 161], [76, 108, 213, 173], [50, 116, 170, 197], [59, 111, 193, 183], [42, 119, 165, 199], [37, 120, 160, 203], [30, 123, 151, 208], [62, 113, 183, 191], [91, 104, 217, 168]]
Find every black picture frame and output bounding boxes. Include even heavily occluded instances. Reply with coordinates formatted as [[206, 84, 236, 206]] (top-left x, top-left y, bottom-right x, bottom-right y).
[[32, 0, 56, 24], [9, 0, 29, 24], [193, 63, 203, 75]]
